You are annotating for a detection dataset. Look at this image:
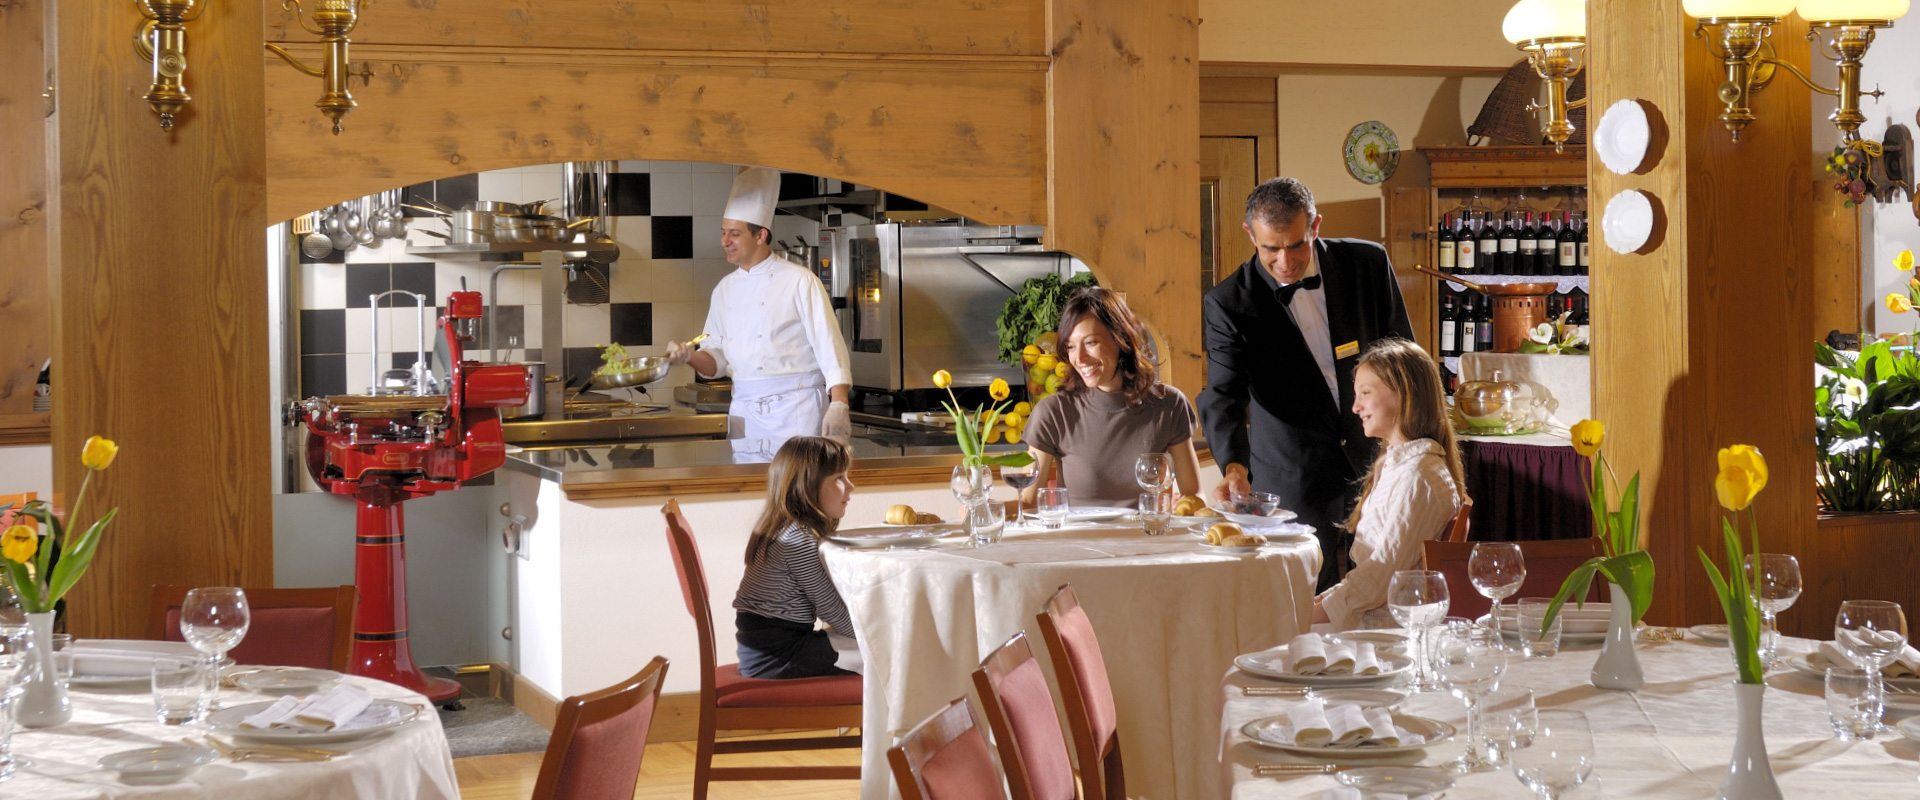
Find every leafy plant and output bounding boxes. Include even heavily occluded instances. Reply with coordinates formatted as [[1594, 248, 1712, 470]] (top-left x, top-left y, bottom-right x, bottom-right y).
[[2, 436, 121, 614], [1697, 446, 1769, 685], [1813, 339, 1920, 512], [1541, 420, 1654, 632], [995, 271, 1097, 365]]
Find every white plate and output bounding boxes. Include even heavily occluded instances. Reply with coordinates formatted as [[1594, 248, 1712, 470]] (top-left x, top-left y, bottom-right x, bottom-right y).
[[1333, 630, 1410, 653], [1241, 713, 1453, 757], [1214, 507, 1301, 528], [1065, 507, 1133, 523], [1171, 514, 1223, 528], [1337, 765, 1457, 794], [1689, 624, 1730, 643], [1202, 542, 1264, 556], [826, 524, 958, 549], [209, 698, 420, 744], [1256, 522, 1317, 542], [1235, 651, 1413, 686], [99, 744, 217, 784], [68, 656, 235, 689], [1785, 651, 1920, 689], [1602, 189, 1655, 254], [233, 667, 344, 696], [1594, 99, 1652, 175]]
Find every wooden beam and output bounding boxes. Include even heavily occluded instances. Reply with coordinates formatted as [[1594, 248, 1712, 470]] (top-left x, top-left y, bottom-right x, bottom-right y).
[[0, 0, 50, 430], [48, 0, 274, 637]]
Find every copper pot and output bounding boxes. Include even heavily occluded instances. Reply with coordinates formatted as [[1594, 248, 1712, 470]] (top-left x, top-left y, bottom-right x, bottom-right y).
[[1415, 266, 1558, 354]]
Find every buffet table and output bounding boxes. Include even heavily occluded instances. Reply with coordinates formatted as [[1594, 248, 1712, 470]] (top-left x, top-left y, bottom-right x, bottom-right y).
[[826, 523, 1321, 800], [1219, 635, 1920, 798], [1458, 432, 1592, 541]]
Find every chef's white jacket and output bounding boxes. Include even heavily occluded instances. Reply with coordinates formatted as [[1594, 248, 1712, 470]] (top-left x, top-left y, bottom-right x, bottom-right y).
[[698, 254, 851, 388]]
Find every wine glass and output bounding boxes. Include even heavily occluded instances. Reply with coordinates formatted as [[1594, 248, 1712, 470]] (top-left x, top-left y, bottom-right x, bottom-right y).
[[1388, 570, 1450, 691], [181, 587, 251, 668], [1835, 599, 1906, 734], [1510, 710, 1595, 799], [1747, 554, 1801, 669], [1434, 621, 1508, 772], [1133, 453, 1173, 510], [1001, 463, 1037, 526], [0, 628, 30, 781], [1470, 542, 1527, 647]]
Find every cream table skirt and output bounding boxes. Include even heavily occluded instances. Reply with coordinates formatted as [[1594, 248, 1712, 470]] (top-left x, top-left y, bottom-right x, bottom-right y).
[[826, 524, 1322, 800], [1221, 635, 1920, 799], [4, 675, 459, 798]]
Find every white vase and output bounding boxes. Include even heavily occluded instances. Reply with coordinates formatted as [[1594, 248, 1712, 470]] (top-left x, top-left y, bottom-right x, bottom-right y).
[[17, 611, 70, 729], [1719, 683, 1783, 800], [1591, 582, 1645, 691]]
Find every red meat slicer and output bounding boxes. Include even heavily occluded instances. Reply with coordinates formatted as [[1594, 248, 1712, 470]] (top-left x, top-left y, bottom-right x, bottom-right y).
[[285, 290, 528, 704]]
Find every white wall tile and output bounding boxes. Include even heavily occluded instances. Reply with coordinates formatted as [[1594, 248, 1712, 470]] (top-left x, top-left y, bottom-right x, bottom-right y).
[[648, 172, 694, 216], [608, 260, 651, 304], [300, 263, 346, 309], [520, 305, 543, 352], [520, 172, 565, 206], [344, 353, 374, 395], [609, 215, 651, 255], [477, 172, 522, 207], [692, 215, 723, 259], [344, 308, 374, 354], [690, 172, 733, 216], [561, 303, 612, 348]]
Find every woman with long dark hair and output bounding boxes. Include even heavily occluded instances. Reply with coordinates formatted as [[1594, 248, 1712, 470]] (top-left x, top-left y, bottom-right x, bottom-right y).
[[733, 436, 862, 678]]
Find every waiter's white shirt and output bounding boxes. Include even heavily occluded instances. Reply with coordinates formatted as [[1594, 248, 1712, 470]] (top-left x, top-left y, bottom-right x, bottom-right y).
[[1280, 250, 1338, 404], [700, 254, 851, 387]]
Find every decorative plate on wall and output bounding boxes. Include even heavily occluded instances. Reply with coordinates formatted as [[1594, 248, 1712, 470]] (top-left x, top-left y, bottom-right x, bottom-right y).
[[1344, 121, 1401, 185]]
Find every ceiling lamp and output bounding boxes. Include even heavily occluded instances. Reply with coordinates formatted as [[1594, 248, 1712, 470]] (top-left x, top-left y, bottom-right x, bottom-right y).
[[1504, 0, 1589, 152], [1798, 0, 1910, 141], [1683, 0, 1908, 141], [264, 0, 371, 135]]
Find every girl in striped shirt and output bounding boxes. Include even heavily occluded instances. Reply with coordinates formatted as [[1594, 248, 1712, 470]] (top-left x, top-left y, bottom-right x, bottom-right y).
[[734, 436, 863, 678]]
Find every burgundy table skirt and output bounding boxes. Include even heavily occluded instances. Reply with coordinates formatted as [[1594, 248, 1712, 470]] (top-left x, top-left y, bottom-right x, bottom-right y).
[[1458, 439, 1593, 541]]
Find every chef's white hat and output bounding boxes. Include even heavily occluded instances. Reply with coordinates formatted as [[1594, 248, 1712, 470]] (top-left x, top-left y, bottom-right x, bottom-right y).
[[722, 166, 781, 229]]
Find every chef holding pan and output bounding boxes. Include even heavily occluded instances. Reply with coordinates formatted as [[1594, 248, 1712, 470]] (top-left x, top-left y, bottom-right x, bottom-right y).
[[665, 166, 852, 462]]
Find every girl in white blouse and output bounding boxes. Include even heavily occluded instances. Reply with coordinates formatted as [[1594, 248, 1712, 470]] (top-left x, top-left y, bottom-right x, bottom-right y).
[[1312, 339, 1467, 631]]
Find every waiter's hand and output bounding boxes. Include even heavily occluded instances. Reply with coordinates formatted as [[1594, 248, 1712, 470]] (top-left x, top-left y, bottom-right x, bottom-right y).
[[664, 340, 695, 366], [822, 400, 852, 442], [1215, 464, 1252, 503]]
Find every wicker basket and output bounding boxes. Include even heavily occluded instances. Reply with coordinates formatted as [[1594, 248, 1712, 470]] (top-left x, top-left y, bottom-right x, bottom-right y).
[[1469, 60, 1588, 147]]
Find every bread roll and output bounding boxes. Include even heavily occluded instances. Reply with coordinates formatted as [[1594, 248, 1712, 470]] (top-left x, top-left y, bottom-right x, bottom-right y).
[[914, 512, 943, 525], [1194, 505, 1222, 518], [1222, 533, 1263, 548], [1172, 495, 1205, 516], [886, 504, 917, 525], [1205, 521, 1244, 546]]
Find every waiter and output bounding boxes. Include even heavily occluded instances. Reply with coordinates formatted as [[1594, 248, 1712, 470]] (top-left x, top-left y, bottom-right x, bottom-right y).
[[1198, 177, 1413, 591], [665, 166, 852, 461]]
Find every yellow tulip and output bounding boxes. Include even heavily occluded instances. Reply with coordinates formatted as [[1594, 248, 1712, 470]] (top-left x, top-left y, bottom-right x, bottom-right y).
[[1909, 277, 1919, 292], [1013, 401, 1032, 417], [81, 435, 119, 471], [988, 378, 1010, 402], [1896, 249, 1914, 272], [1715, 464, 1760, 512], [1570, 419, 1604, 459], [1, 524, 35, 564], [1021, 344, 1041, 366], [932, 370, 952, 389], [1891, 294, 1914, 314], [1717, 444, 1768, 496]]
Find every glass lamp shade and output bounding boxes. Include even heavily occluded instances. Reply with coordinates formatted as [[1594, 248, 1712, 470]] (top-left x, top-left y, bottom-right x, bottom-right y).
[[1797, 0, 1909, 22], [1682, 0, 1797, 19], [1504, 0, 1588, 44]]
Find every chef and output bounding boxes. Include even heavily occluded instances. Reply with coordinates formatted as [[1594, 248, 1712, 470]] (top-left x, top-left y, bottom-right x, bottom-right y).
[[665, 166, 853, 461]]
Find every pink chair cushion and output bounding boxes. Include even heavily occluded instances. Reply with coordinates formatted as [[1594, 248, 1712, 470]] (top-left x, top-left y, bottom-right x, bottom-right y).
[[1054, 604, 1118, 747], [920, 725, 1003, 800], [999, 658, 1076, 800], [164, 607, 337, 670], [551, 691, 658, 800], [714, 663, 862, 708]]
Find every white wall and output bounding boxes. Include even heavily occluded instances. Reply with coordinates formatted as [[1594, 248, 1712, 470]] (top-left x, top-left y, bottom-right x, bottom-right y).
[[0, 444, 51, 499], [1839, 21, 1920, 334]]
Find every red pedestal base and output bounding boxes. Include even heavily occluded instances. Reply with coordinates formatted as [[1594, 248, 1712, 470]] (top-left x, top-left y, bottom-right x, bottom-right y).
[[351, 499, 462, 704]]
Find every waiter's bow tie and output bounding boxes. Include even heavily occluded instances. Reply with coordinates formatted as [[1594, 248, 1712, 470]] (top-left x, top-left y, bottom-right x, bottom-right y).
[[1276, 274, 1322, 304]]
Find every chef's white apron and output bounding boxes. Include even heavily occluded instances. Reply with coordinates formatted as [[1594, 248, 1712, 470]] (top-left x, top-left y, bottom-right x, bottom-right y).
[[728, 371, 827, 463]]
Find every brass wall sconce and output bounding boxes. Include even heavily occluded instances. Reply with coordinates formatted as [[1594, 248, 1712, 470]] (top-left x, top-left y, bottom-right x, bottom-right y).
[[1503, 0, 1589, 152], [1683, 0, 1910, 141], [134, 0, 208, 130], [264, 0, 369, 135]]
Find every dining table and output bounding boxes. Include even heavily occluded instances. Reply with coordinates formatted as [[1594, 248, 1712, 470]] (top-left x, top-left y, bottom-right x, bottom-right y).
[[3, 673, 460, 798], [825, 517, 1323, 800], [1220, 632, 1920, 798]]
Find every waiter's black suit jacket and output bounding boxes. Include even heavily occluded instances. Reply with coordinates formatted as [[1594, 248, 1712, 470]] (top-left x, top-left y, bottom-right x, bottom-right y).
[[1197, 237, 1415, 531]]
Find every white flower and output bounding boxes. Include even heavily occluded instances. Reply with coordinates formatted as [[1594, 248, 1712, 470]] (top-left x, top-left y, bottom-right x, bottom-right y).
[[1842, 377, 1868, 403], [1528, 323, 1556, 345], [1566, 327, 1589, 348]]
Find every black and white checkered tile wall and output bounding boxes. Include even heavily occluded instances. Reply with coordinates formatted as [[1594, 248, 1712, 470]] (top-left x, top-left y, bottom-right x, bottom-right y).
[[294, 161, 824, 399]]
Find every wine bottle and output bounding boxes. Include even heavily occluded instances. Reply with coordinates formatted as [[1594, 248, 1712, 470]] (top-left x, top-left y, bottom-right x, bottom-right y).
[[1458, 214, 1479, 274], [1570, 287, 1590, 344], [1439, 291, 1459, 358], [1547, 291, 1566, 324], [1497, 211, 1518, 274], [1475, 294, 1495, 352], [1517, 211, 1538, 277], [1557, 211, 1578, 276], [1575, 212, 1590, 275], [1437, 213, 1457, 273], [1534, 211, 1557, 276], [1458, 293, 1477, 354]]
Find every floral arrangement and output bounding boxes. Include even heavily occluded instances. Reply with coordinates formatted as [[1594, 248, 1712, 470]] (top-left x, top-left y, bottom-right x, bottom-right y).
[[1824, 141, 1875, 207], [1541, 420, 1654, 629], [1698, 445, 1769, 684], [1518, 312, 1590, 355], [1, 436, 121, 613], [932, 370, 1035, 469], [1883, 249, 1917, 317]]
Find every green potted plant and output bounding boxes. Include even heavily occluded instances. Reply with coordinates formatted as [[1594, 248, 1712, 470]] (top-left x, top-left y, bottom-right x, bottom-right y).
[[1540, 419, 1653, 691]]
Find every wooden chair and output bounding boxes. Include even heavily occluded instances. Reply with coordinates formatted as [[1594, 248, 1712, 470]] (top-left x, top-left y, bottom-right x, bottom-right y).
[[148, 585, 355, 672], [1421, 538, 1606, 620], [972, 632, 1076, 800], [659, 500, 861, 799], [1442, 498, 1475, 543], [1035, 584, 1124, 800], [532, 655, 670, 800], [887, 696, 1007, 800]]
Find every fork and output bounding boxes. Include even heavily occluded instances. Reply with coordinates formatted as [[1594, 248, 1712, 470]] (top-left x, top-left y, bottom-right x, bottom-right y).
[[1253, 764, 1345, 776], [202, 736, 335, 762], [1243, 686, 1312, 697]]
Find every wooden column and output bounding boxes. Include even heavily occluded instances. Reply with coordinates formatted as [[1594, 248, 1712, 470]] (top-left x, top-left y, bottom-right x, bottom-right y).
[[47, 0, 273, 636], [0, 0, 51, 445], [1045, 0, 1203, 398], [1588, 0, 1816, 629]]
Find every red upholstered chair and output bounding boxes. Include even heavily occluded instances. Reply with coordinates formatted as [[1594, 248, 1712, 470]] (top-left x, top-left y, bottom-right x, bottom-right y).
[[531, 655, 669, 800], [1421, 538, 1606, 620], [148, 585, 355, 672], [1443, 498, 1474, 543], [660, 500, 861, 799], [1035, 584, 1124, 800], [973, 631, 1077, 800], [887, 696, 1007, 800]]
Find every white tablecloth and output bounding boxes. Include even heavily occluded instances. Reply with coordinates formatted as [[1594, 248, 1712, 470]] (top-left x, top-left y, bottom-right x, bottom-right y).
[[825, 523, 1322, 800], [5, 675, 459, 798], [1222, 636, 1920, 798]]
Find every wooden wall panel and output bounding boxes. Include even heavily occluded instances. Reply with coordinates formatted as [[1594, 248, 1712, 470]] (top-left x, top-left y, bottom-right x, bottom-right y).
[[1045, 0, 1203, 399], [1811, 180, 1863, 340], [48, 0, 274, 637], [0, 0, 50, 443]]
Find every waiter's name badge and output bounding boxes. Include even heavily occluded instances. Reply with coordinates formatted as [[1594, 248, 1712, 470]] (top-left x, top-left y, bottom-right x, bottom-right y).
[[1335, 340, 1360, 359]]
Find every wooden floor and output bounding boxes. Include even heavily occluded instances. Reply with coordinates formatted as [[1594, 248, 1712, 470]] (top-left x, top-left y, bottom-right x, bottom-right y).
[[455, 738, 863, 799]]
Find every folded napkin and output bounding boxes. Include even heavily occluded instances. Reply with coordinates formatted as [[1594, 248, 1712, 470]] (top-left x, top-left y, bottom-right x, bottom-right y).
[[71, 652, 194, 677], [1265, 699, 1426, 749], [1271, 634, 1380, 676], [72, 639, 201, 659], [1819, 638, 1920, 678], [241, 683, 374, 732]]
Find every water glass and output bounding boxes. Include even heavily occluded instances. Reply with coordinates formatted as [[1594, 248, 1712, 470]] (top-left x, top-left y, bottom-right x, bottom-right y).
[[1510, 710, 1595, 799], [1482, 688, 1538, 767], [1036, 488, 1070, 530], [1387, 570, 1450, 691], [1835, 599, 1907, 733], [1516, 597, 1562, 659], [1433, 621, 1508, 773], [49, 633, 71, 682], [1826, 666, 1880, 740], [969, 500, 1006, 548], [0, 628, 30, 781], [1748, 553, 1801, 669], [1470, 542, 1526, 646], [1137, 493, 1171, 536], [151, 660, 214, 726]]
